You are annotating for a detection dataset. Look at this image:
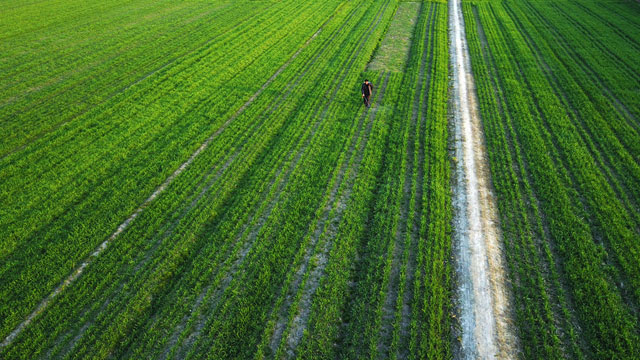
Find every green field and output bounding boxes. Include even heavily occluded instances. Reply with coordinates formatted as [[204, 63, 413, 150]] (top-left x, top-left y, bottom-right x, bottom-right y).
[[1, 0, 639, 358], [463, 0, 640, 357]]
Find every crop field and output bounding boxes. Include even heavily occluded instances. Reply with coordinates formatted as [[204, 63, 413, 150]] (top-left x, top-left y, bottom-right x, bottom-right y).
[[0, 0, 639, 359], [463, 0, 640, 358]]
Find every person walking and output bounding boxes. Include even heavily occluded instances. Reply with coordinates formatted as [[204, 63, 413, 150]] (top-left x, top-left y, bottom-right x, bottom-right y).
[[361, 79, 373, 107]]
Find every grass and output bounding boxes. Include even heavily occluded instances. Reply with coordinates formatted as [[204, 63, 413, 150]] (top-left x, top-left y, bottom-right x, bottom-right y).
[[367, 1, 421, 73]]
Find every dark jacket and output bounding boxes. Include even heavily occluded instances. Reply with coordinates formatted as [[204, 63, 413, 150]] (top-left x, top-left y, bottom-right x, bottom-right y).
[[361, 82, 373, 96]]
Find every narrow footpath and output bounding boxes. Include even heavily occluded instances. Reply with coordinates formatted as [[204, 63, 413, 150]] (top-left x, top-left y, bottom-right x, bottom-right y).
[[449, 0, 518, 358]]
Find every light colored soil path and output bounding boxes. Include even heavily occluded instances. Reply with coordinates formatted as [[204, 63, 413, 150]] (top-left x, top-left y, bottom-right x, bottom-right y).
[[449, 0, 518, 358]]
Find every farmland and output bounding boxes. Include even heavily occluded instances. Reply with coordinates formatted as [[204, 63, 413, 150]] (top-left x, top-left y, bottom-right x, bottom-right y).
[[463, 0, 640, 358], [1, 0, 639, 359], [1, 0, 452, 358]]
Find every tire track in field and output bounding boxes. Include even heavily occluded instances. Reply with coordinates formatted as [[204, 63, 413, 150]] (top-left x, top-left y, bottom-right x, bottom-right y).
[[377, 3, 435, 358], [268, 1, 393, 353], [0, 22, 323, 351], [6, 0, 380, 352], [450, 0, 517, 358], [4, 6, 280, 343], [161, 109, 316, 358], [7, 41, 301, 350], [267, 72, 388, 357], [280, 73, 391, 359], [270, 103, 370, 355], [0, 19, 315, 278], [158, 8, 380, 356], [1, 7, 322, 251], [45, 151, 238, 357], [267, 99, 374, 356], [1, 18, 299, 348], [170, 97, 336, 358]]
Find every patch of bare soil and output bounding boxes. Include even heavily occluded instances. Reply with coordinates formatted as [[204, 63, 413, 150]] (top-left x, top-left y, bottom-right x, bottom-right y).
[[449, 0, 518, 358]]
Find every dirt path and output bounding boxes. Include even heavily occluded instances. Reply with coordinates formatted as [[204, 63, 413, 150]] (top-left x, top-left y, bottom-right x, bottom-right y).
[[449, 0, 518, 358]]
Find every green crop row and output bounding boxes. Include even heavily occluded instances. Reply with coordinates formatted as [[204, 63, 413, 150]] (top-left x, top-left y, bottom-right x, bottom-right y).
[[183, 2, 398, 358], [0, 0, 250, 156], [1, 0, 412, 358], [514, 0, 640, 202], [462, 0, 640, 358], [0, 0, 344, 347], [462, 4, 574, 357], [504, 0, 640, 307], [295, 2, 452, 359], [11, 0, 636, 358]]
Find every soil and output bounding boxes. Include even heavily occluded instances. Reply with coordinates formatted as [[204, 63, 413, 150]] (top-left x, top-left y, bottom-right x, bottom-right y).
[[449, 0, 518, 358]]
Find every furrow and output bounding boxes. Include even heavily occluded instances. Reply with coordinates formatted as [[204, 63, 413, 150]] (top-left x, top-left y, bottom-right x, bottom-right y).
[[0, 20, 321, 349]]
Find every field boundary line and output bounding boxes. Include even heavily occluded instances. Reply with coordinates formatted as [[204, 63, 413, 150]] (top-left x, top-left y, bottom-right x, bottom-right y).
[[0, 25, 323, 351], [449, 0, 517, 358]]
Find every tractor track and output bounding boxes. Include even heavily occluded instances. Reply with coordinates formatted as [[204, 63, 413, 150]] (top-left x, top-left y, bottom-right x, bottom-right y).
[[279, 73, 390, 359], [267, 87, 377, 355], [42, 9, 345, 354], [35, 33, 322, 350], [182, 2, 391, 354], [377, 3, 436, 358]]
